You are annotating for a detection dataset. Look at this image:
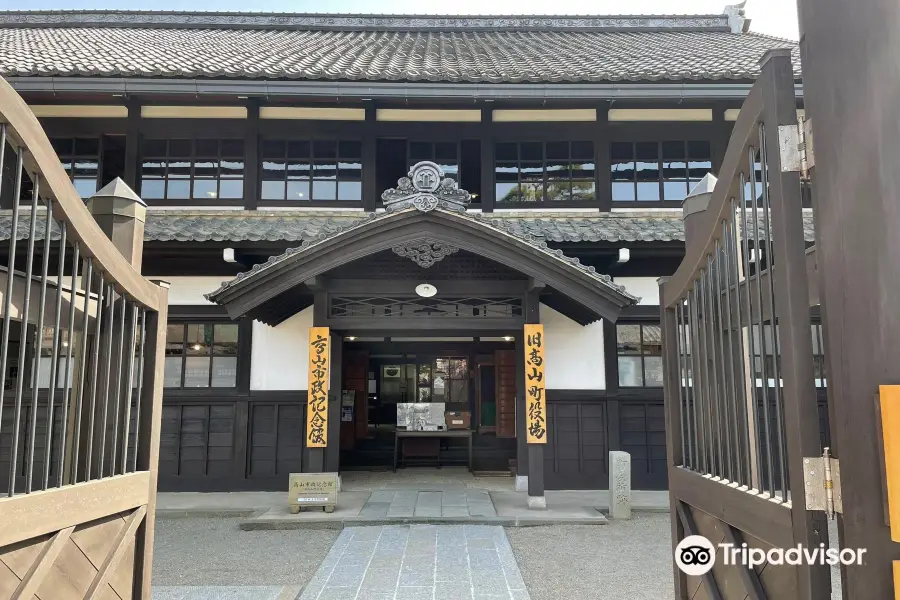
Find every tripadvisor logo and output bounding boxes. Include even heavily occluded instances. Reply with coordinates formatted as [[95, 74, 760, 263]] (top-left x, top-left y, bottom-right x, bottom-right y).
[[675, 535, 867, 576]]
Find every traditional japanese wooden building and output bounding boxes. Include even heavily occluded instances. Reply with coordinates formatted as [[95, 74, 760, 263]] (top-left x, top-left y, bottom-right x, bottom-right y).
[[0, 6, 814, 499]]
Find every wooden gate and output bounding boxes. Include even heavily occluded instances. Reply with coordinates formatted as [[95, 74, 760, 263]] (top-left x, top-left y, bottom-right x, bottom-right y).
[[0, 78, 167, 598], [659, 50, 831, 599]]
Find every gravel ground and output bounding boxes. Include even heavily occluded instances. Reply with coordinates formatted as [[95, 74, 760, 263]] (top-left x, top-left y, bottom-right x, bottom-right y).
[[152, 518, 340, 587], [506, 515, 675, 600]]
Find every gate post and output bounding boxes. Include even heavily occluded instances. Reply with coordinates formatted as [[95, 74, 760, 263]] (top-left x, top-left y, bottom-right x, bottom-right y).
[[797, 0, 900, 594]]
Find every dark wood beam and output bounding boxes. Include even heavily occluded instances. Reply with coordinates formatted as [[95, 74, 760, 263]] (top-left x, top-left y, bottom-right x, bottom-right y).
[[596, 104, 612, 212], [243, 99, 260, 210], [363, 103, 377, 212], [480, 107, 494, 213], [123, 98, 141, 189]]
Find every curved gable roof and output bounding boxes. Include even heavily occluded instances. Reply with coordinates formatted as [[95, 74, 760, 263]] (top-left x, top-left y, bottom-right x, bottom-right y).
[[206, 206, 638, 326]]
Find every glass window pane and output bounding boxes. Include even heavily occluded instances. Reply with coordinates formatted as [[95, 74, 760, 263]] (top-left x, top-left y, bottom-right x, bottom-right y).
[[262, 158, 286, 180], [571, 141, 594, 159], [571, 180, 596, 202], [211, 357, 237, 388], [617, 324, 641, 354], [220, 159, 244, 177], [261, 180, 286, 200], [637, 181, 660, 201], [449, 359, 467, 379], [195, 139, 218, 157], [545, 159, 570, 181], [611, 142, 634, 160], [164, 357, 183, 388], [73, 178, 97, 198], [214, 324, 238, 347], [338, 181, 362, 201], [184, 357, 211, 388], [74, 138, 100, 156], [434, 142, 457, 161], [221, 139, 244, 158], [168, 139, 192, 157], [663, 180, 688, 202], [141, 178, 165, 199], [662, 140, 685, 160], [449, 379, 468, 403], [546, 180, 570, 202], [433, 374, 446, 400], [193, 159, 217, 179], [618, 356, 643, 387], [339, 140, 362, 159], [218, 178, 243, 199], [520, 162, 543, 202], [643, 356, 664, 386], [338, 160, 361, 182], [312, 180, 337, 200], [409, 142, 431, 160], [73, 159, 98, 178], [262, 139, 286, 159], [418, 364, 432, 385], [641, 325, 662, 356], [417, 387, 432, 402], [520, 142, 542, 161], [496, 182, 519, 203], [313, 140, 337, 159], [286, 161, 311, 179], [571, 160, 595, 180], [186, 324, 211, 355], [435, 161, 458, 180], [193, 178, 218, 199], [51, 138, 74, 156], [687, 140, 711, 161], [546, 141, 568, 160], [612, 181, 635, 202], [495, 143, 517, 161], [286, 180, 310, 200], [287, 140, 310, 159], [142, 139, 167, 157]]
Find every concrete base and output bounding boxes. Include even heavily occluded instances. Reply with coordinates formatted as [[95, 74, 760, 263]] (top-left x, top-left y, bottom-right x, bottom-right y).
[[515, 475, 528, 492], [526, 495, 547, 510]]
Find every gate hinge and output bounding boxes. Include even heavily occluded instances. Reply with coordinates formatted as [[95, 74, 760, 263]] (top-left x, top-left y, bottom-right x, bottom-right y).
[[778, 124, 803, 172], [803, 447, 842, 518], [801, 117, 814, 172]]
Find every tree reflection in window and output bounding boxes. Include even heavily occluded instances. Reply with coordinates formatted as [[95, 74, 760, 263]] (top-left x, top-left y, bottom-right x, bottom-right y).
[[495, 141, 595, 204]]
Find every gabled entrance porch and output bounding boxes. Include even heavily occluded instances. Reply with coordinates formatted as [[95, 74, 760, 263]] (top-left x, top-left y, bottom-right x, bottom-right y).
[[207, 162, 637, 505]]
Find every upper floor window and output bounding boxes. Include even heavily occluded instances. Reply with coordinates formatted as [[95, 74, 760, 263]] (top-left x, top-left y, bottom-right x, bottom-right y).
[[409, 142, 459, 181], [617, 323, 663, 387], [164, 322, 239, 389], [51, 137, 101, 198], [495, 141, 596, 204], [261, 139, 361, 203], [611, 140, 711, 204], [141, 139, 244, 202]]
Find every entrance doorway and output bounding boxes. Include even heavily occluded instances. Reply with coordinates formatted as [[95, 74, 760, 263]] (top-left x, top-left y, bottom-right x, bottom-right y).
[[338, 338, 517, 473]]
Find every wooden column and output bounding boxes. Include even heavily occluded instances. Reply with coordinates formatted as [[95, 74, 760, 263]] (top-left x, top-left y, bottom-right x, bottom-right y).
[[524, 283, 545, 505], [710, 102, 730, 175], [122, 98, 140, 190], [596, 105, 612, 212], [243, 100, 260, 210], [602, 320, 621, 453], [362, 104, 377, 213], [308, 291, 327, 473], [326, 332, 342, 473], [479, 108, 494, 213], [514, 330, 528, 489], [796, 0, 900, 592]]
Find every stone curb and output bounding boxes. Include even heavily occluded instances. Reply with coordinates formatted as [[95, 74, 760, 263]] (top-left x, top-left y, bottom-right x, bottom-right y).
[[238, 515, 609, 530], [156, 508, 261, 519]]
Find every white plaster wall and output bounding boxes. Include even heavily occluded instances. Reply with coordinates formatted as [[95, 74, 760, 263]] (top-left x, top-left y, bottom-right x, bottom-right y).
[[250, 307, 313, 391], [147, 276, 222, 305], [613, 277, 661, 306], [540, 303, 605, 390]]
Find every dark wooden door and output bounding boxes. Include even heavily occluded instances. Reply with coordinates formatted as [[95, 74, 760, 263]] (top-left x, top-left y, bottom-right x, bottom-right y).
[[495, 350, 516, 438]]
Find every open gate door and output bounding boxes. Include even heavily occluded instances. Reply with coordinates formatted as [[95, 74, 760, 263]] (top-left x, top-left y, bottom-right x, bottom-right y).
[[0, 77, 167, 599], [659, 51, 831, 600]]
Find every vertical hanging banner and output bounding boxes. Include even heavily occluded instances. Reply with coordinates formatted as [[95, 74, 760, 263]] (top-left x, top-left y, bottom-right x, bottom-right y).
[[524, 324, 547, 444], [306, 327, 330, 448]]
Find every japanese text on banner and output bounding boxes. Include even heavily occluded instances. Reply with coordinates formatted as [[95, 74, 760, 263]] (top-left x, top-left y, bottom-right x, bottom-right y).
[[306, 327, 330, 448], [524, 324, 547, 444]]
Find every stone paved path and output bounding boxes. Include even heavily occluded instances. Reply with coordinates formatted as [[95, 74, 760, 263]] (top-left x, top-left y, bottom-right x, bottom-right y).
[[359, 489, 498, 518], [299, 525, 530, 600]]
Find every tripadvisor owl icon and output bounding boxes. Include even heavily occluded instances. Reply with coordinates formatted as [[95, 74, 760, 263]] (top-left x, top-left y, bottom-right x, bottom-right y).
[[675, 535, 716, 576]]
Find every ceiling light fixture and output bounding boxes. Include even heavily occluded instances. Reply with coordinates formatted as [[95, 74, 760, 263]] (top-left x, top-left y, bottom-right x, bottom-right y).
[[415, 283, 437, 298], [347, 336, 357, 341], [503, 336, 514, 342], [192, 344, 202, 351]]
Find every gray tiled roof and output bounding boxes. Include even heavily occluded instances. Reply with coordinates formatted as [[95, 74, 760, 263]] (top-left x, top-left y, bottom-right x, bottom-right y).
[[0, 11, 801, 83], [0, 210, 817, 244]]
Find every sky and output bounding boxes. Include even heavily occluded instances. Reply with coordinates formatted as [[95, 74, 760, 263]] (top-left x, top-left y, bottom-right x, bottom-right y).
[[5, 0, 800, 40]]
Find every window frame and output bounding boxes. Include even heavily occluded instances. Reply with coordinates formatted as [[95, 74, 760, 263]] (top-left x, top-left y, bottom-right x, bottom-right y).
[[139, 138, 246, 206], [257, 137, 363, 208], [615, 321, 664, 389], [493, 139, 599, 208], [164, 308, 250, 396], [610, 139, 712, 208]]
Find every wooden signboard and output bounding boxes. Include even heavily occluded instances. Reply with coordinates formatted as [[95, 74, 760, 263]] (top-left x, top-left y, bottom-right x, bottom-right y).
[[524, 324, 547, 444], [880, 385, 900, 542], [306, 327, 330, 448]]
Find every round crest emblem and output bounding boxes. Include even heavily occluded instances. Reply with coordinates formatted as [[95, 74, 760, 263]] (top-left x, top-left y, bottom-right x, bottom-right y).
[[410, 162, 442, 192]]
